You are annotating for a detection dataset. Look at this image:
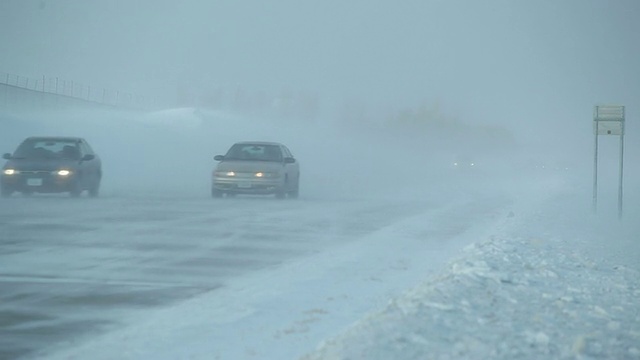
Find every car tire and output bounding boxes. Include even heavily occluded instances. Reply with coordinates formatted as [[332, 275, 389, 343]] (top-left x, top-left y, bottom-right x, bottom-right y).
[[211, 187, 222, 198], [69, 181, 82, 197], [275, 188, 286, 199], [275, 178, 287, 199], [88, 183, 100, 197], [1, 187, 13, 198], [288, 175, 300, 199], [89, 171, 101, 197]]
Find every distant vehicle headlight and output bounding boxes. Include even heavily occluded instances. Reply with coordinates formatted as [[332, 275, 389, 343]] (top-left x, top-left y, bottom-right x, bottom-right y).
[[215, 171, 236, 177], [3, 169, 18, 175], [56, 170, 72, 176]]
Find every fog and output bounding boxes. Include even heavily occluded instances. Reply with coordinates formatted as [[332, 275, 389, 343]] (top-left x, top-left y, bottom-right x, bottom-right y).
[[2, 1, 639, 133], [1, 0, 639, 204], [0, 106, 508, 200], [2, 4, 640, 357]]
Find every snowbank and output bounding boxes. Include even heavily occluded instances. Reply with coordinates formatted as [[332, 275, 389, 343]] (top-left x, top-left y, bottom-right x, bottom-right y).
[[302, 187, 640, 360]]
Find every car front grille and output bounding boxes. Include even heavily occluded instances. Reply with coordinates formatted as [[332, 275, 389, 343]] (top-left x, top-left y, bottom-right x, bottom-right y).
[[233, 172, 256, 178], [18, 170, 51, 175]]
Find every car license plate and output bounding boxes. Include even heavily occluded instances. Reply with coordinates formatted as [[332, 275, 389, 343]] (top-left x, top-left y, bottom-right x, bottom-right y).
[[27, 178, 43, 186], [237, 182, 252, 188]]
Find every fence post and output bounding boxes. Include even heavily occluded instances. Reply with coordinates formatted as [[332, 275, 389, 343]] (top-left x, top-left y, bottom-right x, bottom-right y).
[[2, 72, 153, 110]]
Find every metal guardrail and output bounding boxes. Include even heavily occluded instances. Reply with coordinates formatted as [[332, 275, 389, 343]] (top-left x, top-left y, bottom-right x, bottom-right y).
[[0, 72, 157, 110]]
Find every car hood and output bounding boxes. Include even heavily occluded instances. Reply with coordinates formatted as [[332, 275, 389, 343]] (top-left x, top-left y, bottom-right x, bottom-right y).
[[3, 158, 80, 171], [216, 160, 283, 173]]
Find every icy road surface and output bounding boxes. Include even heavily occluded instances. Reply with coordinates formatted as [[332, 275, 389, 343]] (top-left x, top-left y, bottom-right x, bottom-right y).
[[0, 191, 509, 360]]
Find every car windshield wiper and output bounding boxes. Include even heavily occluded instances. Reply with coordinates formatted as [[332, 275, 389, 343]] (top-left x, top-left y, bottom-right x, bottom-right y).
[[16, 155, 56, 160], [227, 157, 262, 161]]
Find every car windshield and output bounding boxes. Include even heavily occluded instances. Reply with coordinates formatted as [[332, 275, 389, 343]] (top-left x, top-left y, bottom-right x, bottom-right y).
[[13, 139, 80, 160], [224, 144, 282, 162]]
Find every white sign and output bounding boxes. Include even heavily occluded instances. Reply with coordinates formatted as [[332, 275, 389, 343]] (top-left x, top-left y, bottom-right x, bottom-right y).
[[594, 120, 624, 135], [594, 105, 625, 121], [593, 105, 625, 136]]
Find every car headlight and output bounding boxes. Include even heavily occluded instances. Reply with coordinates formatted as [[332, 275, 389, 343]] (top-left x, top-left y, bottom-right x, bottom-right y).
[[215, 171, 236, 177], [3, 169, 18, 175], [56, 169, 72, 176], [255, 172, 279, 178]]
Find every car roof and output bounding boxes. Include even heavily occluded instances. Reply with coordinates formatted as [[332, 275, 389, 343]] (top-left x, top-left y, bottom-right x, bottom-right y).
[[25, 136, 85, 142], [234, 141, 284, 146]]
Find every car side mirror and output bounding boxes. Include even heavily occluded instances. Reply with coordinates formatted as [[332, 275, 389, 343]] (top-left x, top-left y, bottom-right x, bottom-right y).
[[284, 157, 296, 164], [214, 155, 224, 161], [81, 154, 95, 161], [2, 153, 11, 160]]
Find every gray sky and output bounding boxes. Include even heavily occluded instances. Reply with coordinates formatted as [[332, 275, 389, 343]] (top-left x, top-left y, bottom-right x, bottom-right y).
[[1, 0, 639, 138]]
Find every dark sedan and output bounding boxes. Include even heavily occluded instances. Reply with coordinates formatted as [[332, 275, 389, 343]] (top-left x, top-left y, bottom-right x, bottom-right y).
[[1, 136, 102, 197]]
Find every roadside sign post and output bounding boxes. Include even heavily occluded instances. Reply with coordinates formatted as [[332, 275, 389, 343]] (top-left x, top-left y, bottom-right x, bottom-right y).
[[593, 104, 625, 218]]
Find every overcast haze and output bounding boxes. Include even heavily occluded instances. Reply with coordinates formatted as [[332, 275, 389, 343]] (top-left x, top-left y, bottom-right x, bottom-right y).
[[2, 1, 639, 133]]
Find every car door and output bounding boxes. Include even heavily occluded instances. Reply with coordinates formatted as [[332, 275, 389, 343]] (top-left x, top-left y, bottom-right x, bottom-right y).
[[78, 140, 100, 186], [281, 145, 299, 188]]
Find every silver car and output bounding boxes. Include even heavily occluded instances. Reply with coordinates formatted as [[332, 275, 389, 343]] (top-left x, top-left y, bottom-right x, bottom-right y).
[[212, 141, 300, 198]]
